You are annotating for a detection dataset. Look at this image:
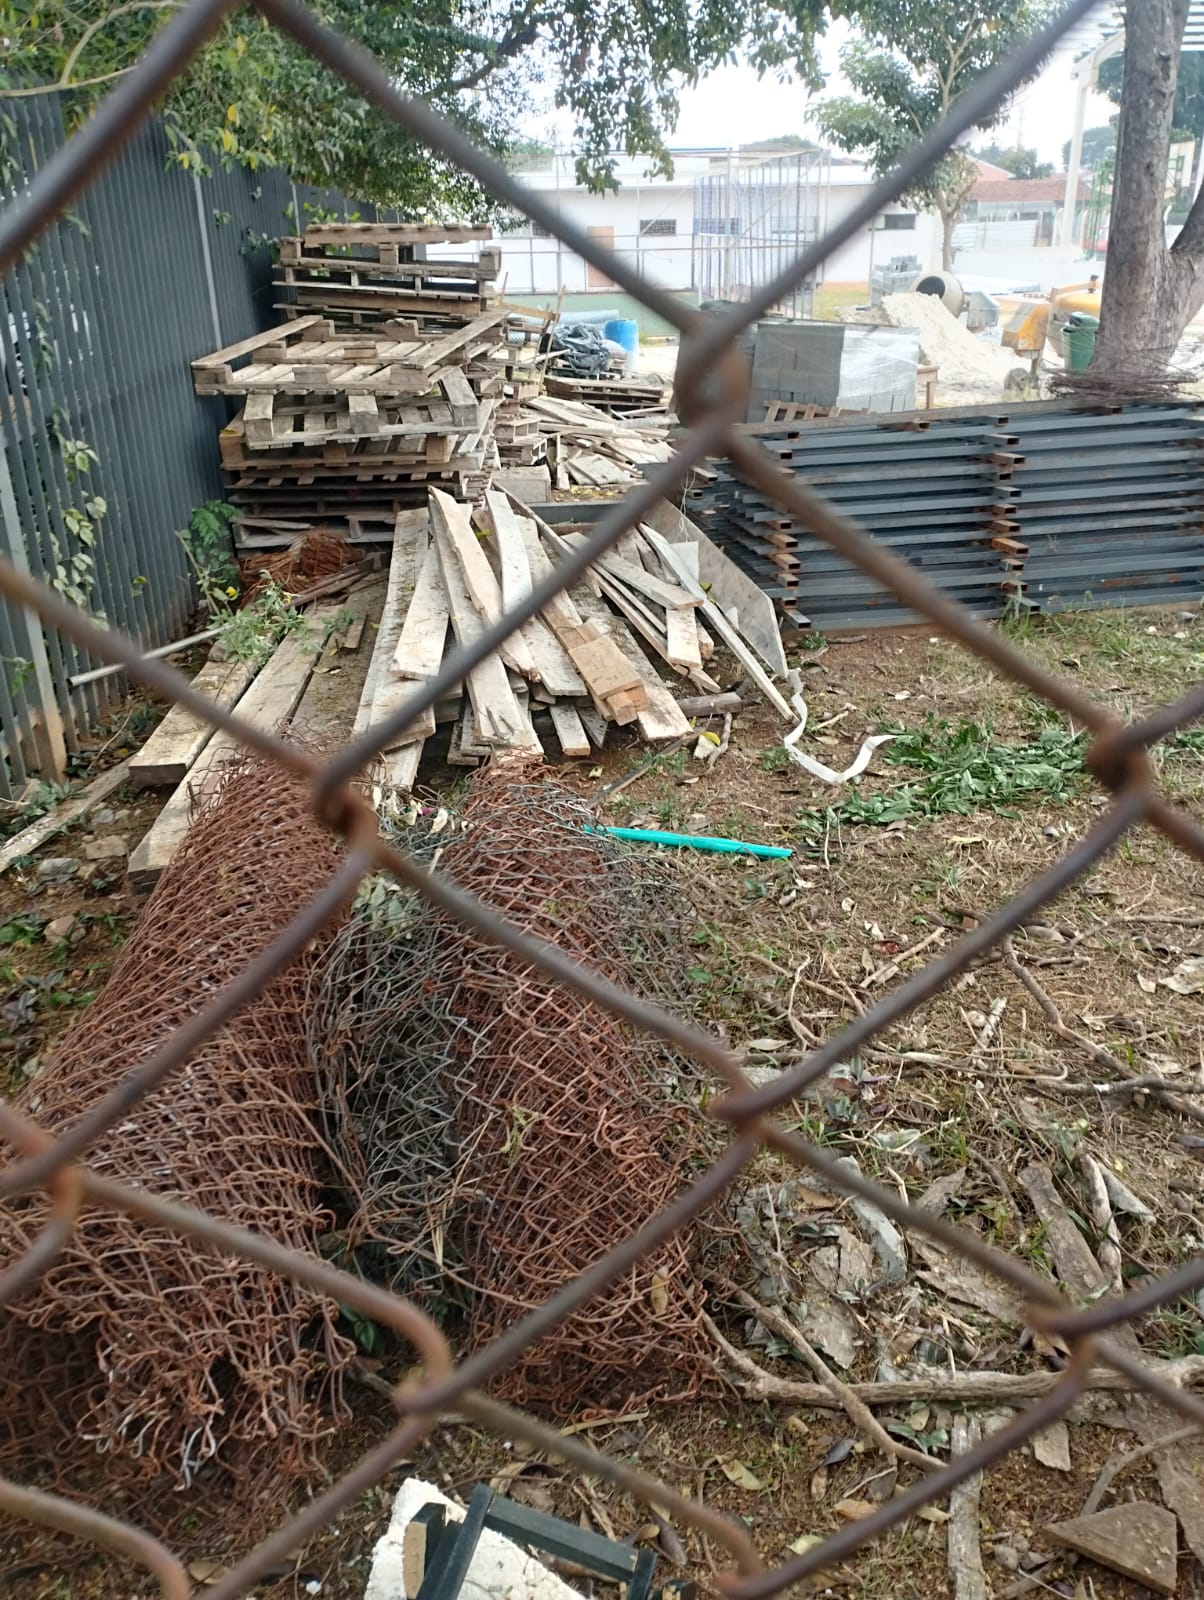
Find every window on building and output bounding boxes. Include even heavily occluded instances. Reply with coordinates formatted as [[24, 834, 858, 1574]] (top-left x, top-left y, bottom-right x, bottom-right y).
[[639, 218, 677, 237], [882, 213, 917, 230], [531, 221, 552, 238]]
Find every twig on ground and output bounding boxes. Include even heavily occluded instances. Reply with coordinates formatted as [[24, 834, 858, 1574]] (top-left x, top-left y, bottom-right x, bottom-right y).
[[1079, 1425, 1202, 1518], [1000, 937, 1204, 1125], [725, 1286, 944, 1474], [701, 1320, 1204, 1407], [701, 711, 733, 766]]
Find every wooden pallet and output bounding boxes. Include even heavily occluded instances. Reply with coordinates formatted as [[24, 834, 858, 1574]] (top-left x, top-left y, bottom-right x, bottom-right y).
[[277, 276, 496, 321], [281, 238, 499, 281], [301, 222, 491, 250], [241, 391, 488, 450], [545, 373, 669, 413]]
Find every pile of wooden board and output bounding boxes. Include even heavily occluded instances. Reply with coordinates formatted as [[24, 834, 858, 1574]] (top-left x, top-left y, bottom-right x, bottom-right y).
[[357, 486, 766, 791], [519, 395, 676, 489], [545, 372, 669, 414], [275, 223, 499, 328]]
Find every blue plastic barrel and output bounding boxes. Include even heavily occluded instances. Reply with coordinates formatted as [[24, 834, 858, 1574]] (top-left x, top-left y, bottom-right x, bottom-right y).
[[603, 317, 639, 372]]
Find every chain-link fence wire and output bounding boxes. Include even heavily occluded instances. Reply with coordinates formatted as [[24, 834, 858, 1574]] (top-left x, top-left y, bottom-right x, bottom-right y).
[[309, 766, 716, 1410], [2, 0, 1204, 1593], [0, 756, 356, 1522]]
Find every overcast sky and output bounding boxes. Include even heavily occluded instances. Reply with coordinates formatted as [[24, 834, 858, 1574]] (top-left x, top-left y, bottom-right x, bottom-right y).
[[526, 6, 1121, 168]]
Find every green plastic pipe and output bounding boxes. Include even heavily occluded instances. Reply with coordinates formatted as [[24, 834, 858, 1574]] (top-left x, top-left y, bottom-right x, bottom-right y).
[[589, 825, 791, 859]]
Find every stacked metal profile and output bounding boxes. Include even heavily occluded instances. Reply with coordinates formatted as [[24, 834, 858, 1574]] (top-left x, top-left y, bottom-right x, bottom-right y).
[[686, 400, 1204, 630]]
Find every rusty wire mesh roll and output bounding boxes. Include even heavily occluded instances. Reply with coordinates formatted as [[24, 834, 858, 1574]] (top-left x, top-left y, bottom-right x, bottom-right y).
[[311, 766, 717, 1409], [0, 758, 355, 1520]]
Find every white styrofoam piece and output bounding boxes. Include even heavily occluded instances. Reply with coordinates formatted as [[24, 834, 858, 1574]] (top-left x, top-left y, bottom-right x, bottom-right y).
[[366, 1478, 584, 1600]]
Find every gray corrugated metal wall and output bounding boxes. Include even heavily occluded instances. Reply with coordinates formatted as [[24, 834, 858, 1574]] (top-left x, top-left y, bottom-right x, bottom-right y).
[[0, 96, 367, 799]]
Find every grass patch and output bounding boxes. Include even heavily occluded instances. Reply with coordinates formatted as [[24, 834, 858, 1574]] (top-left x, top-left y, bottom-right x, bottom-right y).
[[799, 716, 1088, 831]]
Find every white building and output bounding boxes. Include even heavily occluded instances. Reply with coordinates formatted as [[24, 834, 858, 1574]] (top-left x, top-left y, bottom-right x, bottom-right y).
[[475, 148, 943, 310]]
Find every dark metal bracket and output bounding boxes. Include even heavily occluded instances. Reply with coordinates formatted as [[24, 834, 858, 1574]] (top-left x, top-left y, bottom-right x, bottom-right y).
[[411, 1485, 695, 1600]]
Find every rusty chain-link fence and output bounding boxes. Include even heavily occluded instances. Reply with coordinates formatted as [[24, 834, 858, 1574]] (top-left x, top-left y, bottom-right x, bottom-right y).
[[2, 0, 1204, 1593]]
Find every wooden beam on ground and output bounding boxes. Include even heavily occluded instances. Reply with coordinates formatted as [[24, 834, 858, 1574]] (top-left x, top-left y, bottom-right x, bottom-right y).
[[0, 758, 133, 876], [127, 607, 339, 893], [128, 653, 254, 788]]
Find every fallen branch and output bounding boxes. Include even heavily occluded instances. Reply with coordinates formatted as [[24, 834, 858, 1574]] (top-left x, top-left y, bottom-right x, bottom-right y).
[[1001, 937, 1204, 1125], [703, 1323, 1204, 1408], [727, 1287, 944, 1474], [1080, 1425, 1202, 1519]]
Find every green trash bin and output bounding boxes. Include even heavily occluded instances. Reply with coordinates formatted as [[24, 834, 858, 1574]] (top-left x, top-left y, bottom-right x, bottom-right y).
[[1063, 312, 1100, 371]]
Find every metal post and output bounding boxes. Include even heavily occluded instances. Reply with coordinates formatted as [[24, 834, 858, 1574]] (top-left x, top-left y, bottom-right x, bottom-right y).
[[192, 169, 223, 346], [0, 447, 68, 780]]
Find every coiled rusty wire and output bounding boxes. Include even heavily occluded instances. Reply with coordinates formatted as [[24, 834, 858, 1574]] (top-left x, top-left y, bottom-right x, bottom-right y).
[[2, 0, 1204, 1595], [312, 769, 714, 1408], [0, 758, 354, 1522]]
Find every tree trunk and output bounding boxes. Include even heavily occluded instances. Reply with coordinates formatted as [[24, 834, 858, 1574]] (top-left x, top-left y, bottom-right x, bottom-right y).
[[1091, 0, 1204, 379], [941, 207, 955, 270]]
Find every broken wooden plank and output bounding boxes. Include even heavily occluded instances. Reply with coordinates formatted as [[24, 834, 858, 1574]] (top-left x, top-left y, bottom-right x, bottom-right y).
[[572, 587, 690, 743], [433, 520, 533, 750], [391, 541, 449, 682], [439, 368, 479, 426], [355, 516, 427, 739], [127, 609, 337, 892], [0, 758, 133, 876], [128, 652, 254, 788], [641, 500, 789, 679], [548, 702, 591, 758], [642, 525, 794, 721], [430, 489, 535, 680], [510, 503, 648, 723]]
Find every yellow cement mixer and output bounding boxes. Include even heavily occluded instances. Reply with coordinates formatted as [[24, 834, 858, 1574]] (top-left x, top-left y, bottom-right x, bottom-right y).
[[1003, 276, 1102, 366]]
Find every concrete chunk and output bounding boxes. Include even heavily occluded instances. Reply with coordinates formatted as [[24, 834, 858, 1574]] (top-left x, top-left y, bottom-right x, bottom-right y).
[[1045, 1502, 1178, 1595]]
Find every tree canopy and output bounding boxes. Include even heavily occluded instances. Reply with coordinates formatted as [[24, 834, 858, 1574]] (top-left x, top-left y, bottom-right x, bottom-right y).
[[1062, 123, 1116, 173], [811, 0, 1055, 264], [0, 0, 831, 209], [971, 142, 1054, 178]]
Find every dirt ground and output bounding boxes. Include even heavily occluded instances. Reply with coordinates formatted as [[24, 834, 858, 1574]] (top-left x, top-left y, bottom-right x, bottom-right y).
[[1, 602, 1202, 1600]]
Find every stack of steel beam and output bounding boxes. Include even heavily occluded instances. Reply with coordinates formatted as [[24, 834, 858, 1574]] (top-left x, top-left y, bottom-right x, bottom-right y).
[[685, 400, 1204, 631]]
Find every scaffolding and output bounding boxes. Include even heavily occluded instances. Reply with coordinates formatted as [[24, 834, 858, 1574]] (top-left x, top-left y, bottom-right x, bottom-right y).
[[692, 149, 831, 314]]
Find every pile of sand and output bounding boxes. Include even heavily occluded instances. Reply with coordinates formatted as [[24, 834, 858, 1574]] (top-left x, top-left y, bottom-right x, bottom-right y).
[[878, 291, 1017, 400]]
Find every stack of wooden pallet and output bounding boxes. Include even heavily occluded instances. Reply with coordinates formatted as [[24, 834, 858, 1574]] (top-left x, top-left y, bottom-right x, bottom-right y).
[[193, 309, 515, 543], [275, 223, 499, 328], [357, 487, 767, 791]]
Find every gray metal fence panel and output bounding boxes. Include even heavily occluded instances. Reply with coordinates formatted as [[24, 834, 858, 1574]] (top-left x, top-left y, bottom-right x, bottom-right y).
[[0, 96, 368, 798]]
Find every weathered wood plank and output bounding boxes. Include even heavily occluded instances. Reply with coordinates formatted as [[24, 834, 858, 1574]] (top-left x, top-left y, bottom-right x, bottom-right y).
[[432, 511, 533, 750], [127, 608, 337, 892], [429, 489, 535, 680], [128, 652, 254, 788], [548, 702, 591, 758], [391, 541, 449, 682]]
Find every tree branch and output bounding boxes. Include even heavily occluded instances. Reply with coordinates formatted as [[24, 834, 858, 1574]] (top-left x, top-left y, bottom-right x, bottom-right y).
[[1172, 170, 1204, 257], [441, 11, 542, 95], [0, 0, 180, 99], [0, 65, 138, 98]]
